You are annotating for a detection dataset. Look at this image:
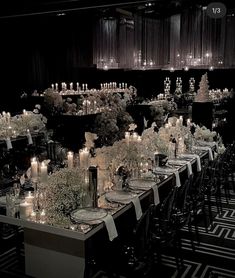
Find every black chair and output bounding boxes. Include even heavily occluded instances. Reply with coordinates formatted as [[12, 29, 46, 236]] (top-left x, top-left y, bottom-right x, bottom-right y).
[[150, 186, 184, 271], [89, 205, 154, 278]]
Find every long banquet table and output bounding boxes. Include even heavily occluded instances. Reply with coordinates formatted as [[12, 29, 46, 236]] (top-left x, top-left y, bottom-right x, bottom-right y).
[[0, 148, 212, 278]]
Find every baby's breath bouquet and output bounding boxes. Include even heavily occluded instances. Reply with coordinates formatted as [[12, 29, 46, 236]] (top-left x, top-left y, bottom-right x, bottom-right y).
[[193, 125, 217, 142], [39, 168, 88, 218]]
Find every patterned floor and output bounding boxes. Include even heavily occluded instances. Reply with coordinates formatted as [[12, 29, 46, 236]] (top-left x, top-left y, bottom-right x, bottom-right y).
[[1, 191, 235, 278], [156, 191, 235, 278]]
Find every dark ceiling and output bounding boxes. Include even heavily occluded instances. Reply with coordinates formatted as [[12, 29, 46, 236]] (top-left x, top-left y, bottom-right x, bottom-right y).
[[0, 0, 234, 19]]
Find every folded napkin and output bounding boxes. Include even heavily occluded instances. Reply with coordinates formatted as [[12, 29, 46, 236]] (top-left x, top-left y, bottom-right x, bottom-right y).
[[154, 167, 181, 187], [5, 137, 13, 150], [131, 197, 143, 220], [174, 171, 181, 187], [152, 185, 160, 205], [103, 214, 118, 241], [179, 154, 201, 172], [193, 146, 213, 161], [186, 162, 192, 177]]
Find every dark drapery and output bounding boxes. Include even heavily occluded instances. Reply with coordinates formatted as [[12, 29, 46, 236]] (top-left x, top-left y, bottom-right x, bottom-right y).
[[93, 7, 235, 70]]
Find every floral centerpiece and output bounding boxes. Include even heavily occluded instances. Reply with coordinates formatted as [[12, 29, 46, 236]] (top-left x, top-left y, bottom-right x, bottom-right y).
[[0, 111, 47, 140], [193, 125, 217, 142], [38, 168, 88, 222]]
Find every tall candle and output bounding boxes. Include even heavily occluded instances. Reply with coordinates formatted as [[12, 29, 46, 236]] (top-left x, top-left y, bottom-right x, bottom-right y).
[[67, 151, 74, 169], [27, 129, 33, 145], [125, 132, 130, 145], [187, 118, 191, 127], [79, 148, 89, 169], [132, 132, 138, 142], [176, 119, 180, 127], [40, 162, 48, 183], [55, 83, 58, 91], [179, 116, 183, 125], [70, 82, 73, 90], [31, 157, 38, 181]]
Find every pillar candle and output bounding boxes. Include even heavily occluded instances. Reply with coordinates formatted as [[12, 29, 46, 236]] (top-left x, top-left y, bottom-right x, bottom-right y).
[[132, 132, 138, 142], [67, 151, 74, 169], [179, 116, 183, 125], [125, 132, 130, 145], [31, 157, 38, 181], [79, 148, 89, 169], [40, 162, 48, 183], [19, 201, 33, 219]]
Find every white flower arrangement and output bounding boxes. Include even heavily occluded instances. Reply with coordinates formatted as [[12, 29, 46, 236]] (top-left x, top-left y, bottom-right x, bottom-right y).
[[38, 168, 88, 218], [12, 112, 47, 135], [193, 125, 217, 142], [84, 132, 98, 149], [0, 111, 47, 140]]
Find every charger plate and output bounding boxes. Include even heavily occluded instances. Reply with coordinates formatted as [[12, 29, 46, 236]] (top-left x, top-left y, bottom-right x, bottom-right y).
[[105, 190, 137, 204], [129, 179, 156, 190], [71, 207, 108, 224]]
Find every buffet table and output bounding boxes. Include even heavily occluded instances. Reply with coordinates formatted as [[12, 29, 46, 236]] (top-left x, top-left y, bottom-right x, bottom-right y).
[[0, 148, 212, 278]]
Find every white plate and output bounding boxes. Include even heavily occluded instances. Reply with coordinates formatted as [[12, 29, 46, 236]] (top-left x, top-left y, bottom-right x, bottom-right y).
[[129, 179, 156, 190], [71, 208, 108, 223], [105, 190, 137, 204]]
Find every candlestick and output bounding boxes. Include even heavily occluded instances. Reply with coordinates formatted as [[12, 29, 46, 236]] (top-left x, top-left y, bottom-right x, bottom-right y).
[[40, 162, 48, 183], [51, 84, 54, 90], [55, 83, 58, 91], [79, 147, 89, 169], [67, 151, 74, 169], [31, 157, 38, 181]]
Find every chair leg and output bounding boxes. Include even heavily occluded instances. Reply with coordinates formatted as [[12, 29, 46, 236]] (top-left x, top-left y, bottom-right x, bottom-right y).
[[188, 215, 196, 250]]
